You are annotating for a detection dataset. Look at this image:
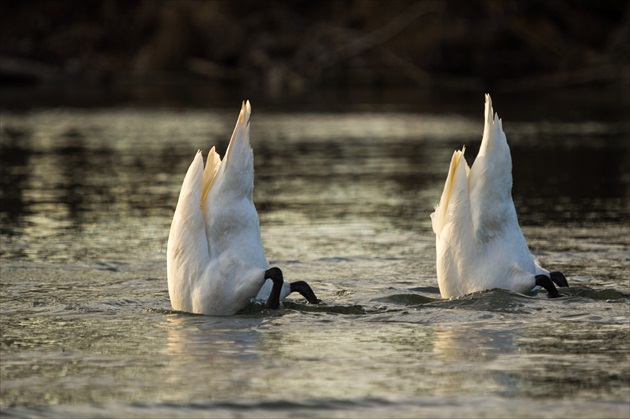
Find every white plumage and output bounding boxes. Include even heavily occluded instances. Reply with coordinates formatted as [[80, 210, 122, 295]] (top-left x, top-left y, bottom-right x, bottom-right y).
[[167, 102, 272, 315], [167, 102, 318, 315], [431, 94, 567, 298]]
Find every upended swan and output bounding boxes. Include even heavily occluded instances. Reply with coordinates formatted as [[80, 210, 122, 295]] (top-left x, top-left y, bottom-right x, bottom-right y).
[[430, 94, 569, 299], [167, 101, 318, 315]]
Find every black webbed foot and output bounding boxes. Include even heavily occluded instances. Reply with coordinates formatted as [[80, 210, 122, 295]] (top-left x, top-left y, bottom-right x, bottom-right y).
[[550, 271, 569, 288], [264, 267, 284, 310], [535, 275, 561, 298], [290, 281, 320, 304]]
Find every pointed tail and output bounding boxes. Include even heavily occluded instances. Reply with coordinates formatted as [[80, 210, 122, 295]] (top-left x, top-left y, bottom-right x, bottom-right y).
[[222, 101, 251, 171], [468, 94, 517, 243]]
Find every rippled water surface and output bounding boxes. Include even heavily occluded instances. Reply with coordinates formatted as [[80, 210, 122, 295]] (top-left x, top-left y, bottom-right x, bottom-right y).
[[1, 95, 629, 418]]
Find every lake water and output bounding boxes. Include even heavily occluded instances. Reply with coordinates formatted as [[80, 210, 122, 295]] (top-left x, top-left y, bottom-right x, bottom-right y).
[[1, 91, 629, 418]]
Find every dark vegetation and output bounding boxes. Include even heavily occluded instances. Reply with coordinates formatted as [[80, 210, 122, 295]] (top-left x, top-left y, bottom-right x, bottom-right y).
[[0, 0, 628, 95]]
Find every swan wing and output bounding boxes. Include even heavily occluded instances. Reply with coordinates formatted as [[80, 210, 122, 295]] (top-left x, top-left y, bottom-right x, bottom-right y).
[[167, 151, 210, 312], [431, 148, 471, 238], [431, 149, 475, 297]]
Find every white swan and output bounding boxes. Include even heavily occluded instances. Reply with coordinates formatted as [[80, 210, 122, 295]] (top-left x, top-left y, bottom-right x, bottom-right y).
[[167, 101, 318, 315], [430, 94, 568, 299]]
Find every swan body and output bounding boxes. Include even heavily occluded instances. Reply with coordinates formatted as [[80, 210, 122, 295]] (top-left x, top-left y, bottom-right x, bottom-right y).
[[430, 94, 567, 298], [167, 102, 318, 315]]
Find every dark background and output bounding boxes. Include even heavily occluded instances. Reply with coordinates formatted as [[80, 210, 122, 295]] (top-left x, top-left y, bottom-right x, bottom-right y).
[[0, 0, 628, 108]]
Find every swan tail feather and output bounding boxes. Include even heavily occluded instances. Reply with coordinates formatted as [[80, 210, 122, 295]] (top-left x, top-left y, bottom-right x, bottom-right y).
[[210, 101, 255, 201], [201, 101, 264, 264], [222, 101, 252, 170], [468, 94, 516, 243], [478, 94, 509, 159]]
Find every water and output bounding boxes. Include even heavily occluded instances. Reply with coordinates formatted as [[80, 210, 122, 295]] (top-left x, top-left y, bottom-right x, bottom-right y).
[[1, 94, 629, 418]]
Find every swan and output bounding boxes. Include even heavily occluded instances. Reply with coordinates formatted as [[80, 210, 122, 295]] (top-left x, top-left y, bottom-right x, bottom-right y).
[[167, 101, 318, 315], [430, 94, 569, 299]]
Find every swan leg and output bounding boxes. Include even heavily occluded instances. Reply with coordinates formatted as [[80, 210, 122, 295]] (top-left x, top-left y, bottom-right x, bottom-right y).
[[264, 267, 284, 310], [550, 271, 569, 288], [290, 281, 320, 304], [535, 275, 561, 298]]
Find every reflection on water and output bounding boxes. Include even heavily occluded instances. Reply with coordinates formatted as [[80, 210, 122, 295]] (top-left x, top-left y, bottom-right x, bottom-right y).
[[0, 104, 628, 417], [1, 109, 627, 263], [164, 315, 265, 402], [515, 320, 630, 401], [431, 325, 523, 397], [165, 314, 440, 401]]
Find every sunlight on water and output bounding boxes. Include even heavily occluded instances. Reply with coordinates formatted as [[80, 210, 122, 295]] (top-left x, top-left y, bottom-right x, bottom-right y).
[[1, 102, 628, 418]]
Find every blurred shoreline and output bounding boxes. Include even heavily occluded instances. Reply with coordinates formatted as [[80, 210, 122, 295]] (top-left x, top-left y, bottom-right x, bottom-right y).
[[1, 79, 628, 122], [1, 0, 628, 108]]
